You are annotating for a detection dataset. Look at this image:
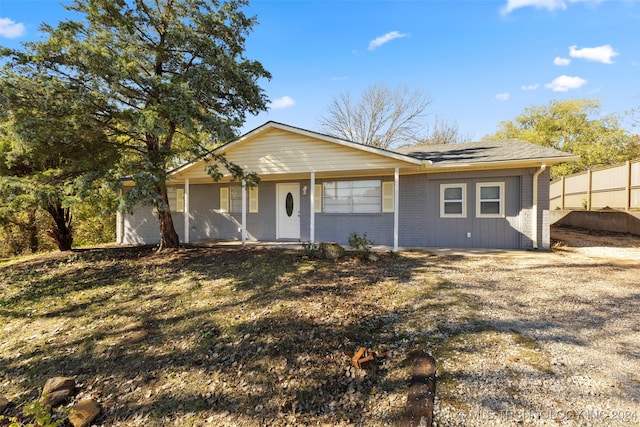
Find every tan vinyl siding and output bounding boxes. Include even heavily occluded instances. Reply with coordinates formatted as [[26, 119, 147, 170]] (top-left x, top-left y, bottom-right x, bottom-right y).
[[173, 128, 417, 181]]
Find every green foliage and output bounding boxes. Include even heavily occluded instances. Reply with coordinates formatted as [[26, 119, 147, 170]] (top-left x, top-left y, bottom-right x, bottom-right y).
[[486, 99, 640, 179], [0, 399, 69, 427], [348, 232, 374, 254], [0, 208, 55, 258], [69, 186, 118, 247], [1, 0, 271, 249], [300, 241, 318, 257], [0, 53, 119, 251], [0, 415, 19, 427], [23, 399, 69, 427]]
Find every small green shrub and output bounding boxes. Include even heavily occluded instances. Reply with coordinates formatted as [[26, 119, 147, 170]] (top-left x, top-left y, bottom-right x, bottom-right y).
[[300, 241, 318, 257], [0, 399, 69, 427], [348, 232, 374, 254]]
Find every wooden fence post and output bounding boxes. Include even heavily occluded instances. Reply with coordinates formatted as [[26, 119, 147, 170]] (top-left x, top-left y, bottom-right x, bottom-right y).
[[587, 169, 592, 211], [402, 351, 436, 427], [561, 176, 565, 210], [626, 160, 631, 211]]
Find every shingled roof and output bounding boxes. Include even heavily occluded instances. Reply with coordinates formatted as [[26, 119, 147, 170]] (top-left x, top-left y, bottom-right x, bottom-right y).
[[394, 139, 577, 166]]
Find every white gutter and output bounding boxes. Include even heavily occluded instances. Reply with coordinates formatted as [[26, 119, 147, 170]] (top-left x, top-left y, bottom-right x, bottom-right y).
[[421, 155, 578, 171], [532, 164, 546, 249]]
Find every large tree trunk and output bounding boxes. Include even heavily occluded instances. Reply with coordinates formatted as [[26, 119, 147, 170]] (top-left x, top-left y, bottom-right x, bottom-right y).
[[156, 185, 180, 250], [27, 207, 39, 253], [46, 202, 73, 251]]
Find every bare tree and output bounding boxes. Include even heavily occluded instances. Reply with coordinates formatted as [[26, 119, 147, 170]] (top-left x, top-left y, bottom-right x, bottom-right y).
[[418, 116, 472, 145], [319, 84, 431, 149]]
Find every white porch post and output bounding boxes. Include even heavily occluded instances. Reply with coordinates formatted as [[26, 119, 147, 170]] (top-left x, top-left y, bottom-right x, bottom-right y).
[[310, 172, 315, 244], [116, 210, 123, 244], [394, 167, 399, 252], [241, 179, 247, 245], [184, 178, 190, 244], [116, 189, 125, 244]]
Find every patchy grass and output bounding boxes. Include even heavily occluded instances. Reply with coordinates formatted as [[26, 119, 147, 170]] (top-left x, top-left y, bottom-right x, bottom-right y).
[[0, 246, 552, 426]]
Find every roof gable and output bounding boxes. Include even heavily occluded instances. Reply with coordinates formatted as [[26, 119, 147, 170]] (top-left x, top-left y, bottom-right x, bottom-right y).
[[171, 121, 423, 181]]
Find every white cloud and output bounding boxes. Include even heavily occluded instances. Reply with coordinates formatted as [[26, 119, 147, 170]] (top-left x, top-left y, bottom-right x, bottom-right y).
[[496, 93, 510, 101], [501, 0, 601, 15], [270, 96, 295, 110], [545, 75, 587, 92], [569, 44, 618, 64], [0, 17, 26, 38], [521, 83, 540, 91], [501, 0, 567, 15], [368, 31, 408, 51], [554, 56, 571, 66]]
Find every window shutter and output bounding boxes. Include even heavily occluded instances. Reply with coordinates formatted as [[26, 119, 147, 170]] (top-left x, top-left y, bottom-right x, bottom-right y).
[[220, 187, 229, 212], [176, 188, 184, 213], [382, 182, 395, 213], [249, 186, 259, 213], [314, 184, 322, 213]]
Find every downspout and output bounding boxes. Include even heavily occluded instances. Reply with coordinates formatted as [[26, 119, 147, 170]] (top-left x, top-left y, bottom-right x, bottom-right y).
[[532, 164, 546, 249]]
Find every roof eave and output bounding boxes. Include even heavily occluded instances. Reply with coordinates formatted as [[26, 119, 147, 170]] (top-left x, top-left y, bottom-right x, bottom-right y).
[[424, 155, 580, 170]]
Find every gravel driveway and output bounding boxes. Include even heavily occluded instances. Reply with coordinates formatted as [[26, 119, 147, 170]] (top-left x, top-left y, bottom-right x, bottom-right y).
[[430, 227, 640, 426]]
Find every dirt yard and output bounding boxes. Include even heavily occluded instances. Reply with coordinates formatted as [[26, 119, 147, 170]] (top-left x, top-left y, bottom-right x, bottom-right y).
[[0, 226, 638, 426]]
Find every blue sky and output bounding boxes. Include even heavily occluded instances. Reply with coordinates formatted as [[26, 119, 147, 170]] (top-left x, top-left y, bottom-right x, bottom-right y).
[[1, 0, 639, 140]]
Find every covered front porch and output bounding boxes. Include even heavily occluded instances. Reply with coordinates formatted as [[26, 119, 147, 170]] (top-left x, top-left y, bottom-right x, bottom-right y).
[[165, 168, 406, 252]]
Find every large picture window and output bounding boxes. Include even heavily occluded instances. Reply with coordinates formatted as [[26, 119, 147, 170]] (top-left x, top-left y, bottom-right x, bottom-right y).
[[440, 184, 466, 218], [476, 182, 505, 217], [323, 180, 381, 213]]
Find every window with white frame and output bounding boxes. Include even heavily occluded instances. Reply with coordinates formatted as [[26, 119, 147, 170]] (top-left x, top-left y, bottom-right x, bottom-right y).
[[440, 183, 466, 218], [164, 187, 184, 213], [476, 182, 504, 217], [220, 185, 259, 213], [323, 180, 381, 213], [230, 185, 243, 213]]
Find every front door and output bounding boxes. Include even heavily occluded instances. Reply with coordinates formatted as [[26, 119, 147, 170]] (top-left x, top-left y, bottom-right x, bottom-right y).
[[277, 183, 300, 239]]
